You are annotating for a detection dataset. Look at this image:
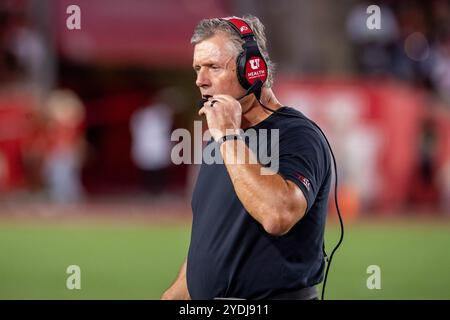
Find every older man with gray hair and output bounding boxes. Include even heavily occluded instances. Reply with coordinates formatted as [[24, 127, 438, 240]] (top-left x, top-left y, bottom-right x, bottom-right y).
[[162, 15, 332, 300]]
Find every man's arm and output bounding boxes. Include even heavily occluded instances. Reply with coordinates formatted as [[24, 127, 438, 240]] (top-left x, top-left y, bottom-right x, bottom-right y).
[[161, 259, 191, 300], [199, 94, 307, 236], [220, 139, 307, 236]]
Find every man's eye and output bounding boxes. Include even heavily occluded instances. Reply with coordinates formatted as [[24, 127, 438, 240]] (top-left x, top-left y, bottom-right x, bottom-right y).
[[211, 65, 220, 70]]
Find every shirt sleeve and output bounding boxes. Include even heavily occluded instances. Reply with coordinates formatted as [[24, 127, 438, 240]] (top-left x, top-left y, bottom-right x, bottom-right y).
[[276, 126, 329, 213]]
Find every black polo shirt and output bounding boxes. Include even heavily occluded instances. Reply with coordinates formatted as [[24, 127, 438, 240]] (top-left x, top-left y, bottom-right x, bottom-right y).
[[187, 106, 331, 300]]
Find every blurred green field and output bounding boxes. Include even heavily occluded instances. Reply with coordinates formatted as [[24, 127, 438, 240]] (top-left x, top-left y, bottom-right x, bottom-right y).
[[0, 217, 449, 299]]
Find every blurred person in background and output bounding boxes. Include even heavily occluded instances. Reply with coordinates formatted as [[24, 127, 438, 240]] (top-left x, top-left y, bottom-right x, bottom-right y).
[[431, 33, 450, 105], [0, 9, 46, 90], [409, 116, 440, 209], [42, 89, 86, 204], [130, 87, 184, 196], [437, 155, 450, 215], [21, 102, 47, 194], [162, 15, 332, 300]]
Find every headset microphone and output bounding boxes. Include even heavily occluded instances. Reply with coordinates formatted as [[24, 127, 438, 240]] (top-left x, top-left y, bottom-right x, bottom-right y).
[[196, 97, 209, 109], [196, 79, 263, 109]]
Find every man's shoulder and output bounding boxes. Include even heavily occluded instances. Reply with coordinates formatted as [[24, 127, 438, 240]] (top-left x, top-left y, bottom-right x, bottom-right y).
[[274, 107, 330, 158], [275, 107, 322, 138]]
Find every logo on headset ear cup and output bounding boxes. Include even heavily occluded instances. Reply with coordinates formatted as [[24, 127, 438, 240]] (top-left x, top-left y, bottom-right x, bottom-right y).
[[245, 56, 267, 84], [236, 53, 268, 89]]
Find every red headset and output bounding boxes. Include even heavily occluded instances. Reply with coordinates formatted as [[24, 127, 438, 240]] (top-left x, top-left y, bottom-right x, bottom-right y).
[[220, 18, 268, 91]]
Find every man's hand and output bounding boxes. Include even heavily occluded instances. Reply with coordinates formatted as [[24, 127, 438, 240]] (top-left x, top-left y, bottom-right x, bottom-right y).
[[161, 260, 191, 300], [198, 94, 242, 141], [161, 285, 190, 300]]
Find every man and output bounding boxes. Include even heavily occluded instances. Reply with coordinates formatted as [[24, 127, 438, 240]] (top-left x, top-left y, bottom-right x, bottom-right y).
[[162, 15, 331, 300]]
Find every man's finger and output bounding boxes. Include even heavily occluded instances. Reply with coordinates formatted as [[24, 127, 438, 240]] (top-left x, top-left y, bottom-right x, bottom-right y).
[[212, 95, 241, 109], [211, 94, 233, 103], [198, 105, 212, 116]]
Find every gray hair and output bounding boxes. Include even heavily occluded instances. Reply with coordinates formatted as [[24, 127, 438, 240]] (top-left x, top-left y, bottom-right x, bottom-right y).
[[191, 15, 275, 88]]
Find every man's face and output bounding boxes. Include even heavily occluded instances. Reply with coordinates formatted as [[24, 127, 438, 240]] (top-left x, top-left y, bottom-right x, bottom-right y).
[[193, 32, 246, 101]]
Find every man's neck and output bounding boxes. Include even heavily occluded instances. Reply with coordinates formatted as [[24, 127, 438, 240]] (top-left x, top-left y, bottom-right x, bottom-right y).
[[240, 88, 283, 129]]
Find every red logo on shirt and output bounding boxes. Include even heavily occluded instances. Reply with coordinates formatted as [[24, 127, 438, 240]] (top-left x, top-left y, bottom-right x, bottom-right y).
[[297, 174, 311, 191]]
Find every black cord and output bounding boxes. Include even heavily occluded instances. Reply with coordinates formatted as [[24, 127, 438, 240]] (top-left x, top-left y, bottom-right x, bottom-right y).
[[257, 102, 345, 301]]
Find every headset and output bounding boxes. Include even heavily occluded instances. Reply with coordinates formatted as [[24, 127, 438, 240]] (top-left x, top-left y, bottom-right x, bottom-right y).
[[221, 18, 268, 99], [198, 17, 344, 300]]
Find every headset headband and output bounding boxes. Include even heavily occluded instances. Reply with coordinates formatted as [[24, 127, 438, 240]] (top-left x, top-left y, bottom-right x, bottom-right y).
[[221, 18, 255, 38]]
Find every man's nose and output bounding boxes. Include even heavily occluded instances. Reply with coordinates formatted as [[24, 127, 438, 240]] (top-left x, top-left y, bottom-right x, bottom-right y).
[[196, 68, 211, 88]]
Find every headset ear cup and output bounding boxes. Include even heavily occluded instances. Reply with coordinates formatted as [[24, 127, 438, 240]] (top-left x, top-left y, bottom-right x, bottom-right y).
[[242, 43, 268, 89], [236, 52, 250, 89]]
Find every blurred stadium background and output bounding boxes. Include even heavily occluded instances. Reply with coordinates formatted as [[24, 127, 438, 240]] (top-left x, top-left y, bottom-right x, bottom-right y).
[[1, 0, 450, 299]]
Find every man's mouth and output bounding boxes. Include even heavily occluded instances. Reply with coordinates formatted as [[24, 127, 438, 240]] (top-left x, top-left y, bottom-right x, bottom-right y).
[[197, 95, 212, 109]]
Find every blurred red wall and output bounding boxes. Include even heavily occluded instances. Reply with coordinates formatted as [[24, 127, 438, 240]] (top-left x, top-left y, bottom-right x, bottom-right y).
[[275, 77, 448, 213], [54, 0, 230, 66]]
